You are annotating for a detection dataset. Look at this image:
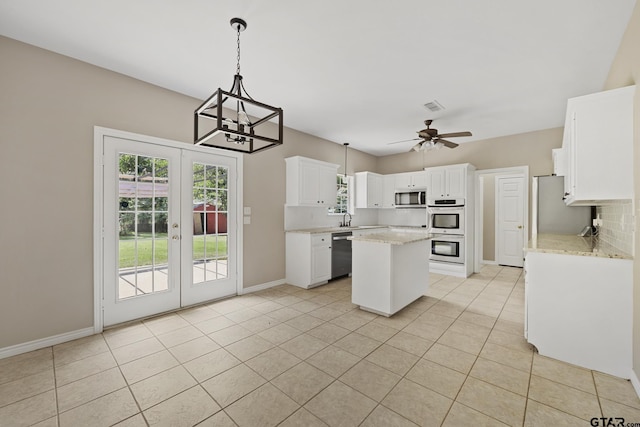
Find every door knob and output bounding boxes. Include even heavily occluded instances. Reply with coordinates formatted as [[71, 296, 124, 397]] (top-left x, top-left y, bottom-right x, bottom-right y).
[[172, 235, 180, 240], [172, 223, 179, 228], [518, 225, 523, 229]]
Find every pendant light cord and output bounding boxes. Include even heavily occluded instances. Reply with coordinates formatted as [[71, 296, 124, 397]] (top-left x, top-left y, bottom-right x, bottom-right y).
[[343, 143, 349, 177]]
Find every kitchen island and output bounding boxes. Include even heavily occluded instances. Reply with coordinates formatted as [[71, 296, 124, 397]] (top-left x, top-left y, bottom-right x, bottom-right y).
[[350, 230, 430, 316]]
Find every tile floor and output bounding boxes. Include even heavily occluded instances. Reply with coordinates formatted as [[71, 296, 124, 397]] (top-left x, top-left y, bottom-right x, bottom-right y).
[[2, 265, 640, 426]]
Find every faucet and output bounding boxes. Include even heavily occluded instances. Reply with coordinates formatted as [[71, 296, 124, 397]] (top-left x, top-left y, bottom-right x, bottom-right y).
[[341, 212, 352, 227]]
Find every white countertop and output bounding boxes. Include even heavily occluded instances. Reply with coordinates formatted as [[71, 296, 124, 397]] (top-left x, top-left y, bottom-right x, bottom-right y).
[[527, 233, 632, 259], [349, 230, 432, 245]]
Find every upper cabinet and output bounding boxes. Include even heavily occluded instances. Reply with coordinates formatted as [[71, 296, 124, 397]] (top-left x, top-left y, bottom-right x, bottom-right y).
[[285, 156, 339, 207], [562, 85, 635, 206], [394, 171, 427, 190], [425, 164, 473, 199], [355, 172, 383, 208], [382, 174, 396, 208]]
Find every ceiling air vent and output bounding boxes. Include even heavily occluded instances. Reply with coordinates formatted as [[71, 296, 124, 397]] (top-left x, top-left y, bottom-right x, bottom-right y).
[[423, 100, 445, 112]]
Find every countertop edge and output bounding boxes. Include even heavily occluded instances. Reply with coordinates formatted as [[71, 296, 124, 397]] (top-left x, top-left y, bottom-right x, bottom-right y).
[[527, 233, 633, 260]]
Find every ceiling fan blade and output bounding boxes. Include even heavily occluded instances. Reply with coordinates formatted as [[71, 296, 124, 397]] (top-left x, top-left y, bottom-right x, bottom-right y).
[[387, 137, 421, 145], [437, 131, 472, 138], [438, 139, 459, 148]]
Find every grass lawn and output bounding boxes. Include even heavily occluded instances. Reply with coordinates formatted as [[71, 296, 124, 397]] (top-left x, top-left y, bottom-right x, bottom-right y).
[[119, 233, 227, 268]]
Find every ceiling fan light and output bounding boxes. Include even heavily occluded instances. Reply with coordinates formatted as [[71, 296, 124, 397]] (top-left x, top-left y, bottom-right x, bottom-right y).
[[411, 142, 423, 152]]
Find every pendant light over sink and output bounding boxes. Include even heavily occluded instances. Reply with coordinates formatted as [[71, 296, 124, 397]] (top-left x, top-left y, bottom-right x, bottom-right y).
[[194, 18, 283, 154]]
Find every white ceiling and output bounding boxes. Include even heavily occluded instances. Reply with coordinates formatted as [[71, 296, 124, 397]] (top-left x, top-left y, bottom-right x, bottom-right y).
[[0, 0, 636, 155]]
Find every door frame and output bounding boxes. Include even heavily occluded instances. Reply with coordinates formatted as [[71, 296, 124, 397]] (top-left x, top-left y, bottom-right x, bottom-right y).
[[473, 166, 528, 273], [93, 126, 244, 333]]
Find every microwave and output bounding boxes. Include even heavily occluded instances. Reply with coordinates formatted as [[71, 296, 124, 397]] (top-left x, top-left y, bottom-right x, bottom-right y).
[[394, 190, 426, 208]]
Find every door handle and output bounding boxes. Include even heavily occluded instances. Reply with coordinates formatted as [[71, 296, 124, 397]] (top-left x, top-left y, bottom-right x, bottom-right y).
[[172, 235, 181, 240], [517, 225, 523, 229]]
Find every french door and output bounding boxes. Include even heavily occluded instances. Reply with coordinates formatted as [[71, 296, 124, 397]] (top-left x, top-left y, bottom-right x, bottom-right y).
[[101, 134, 238, 327]]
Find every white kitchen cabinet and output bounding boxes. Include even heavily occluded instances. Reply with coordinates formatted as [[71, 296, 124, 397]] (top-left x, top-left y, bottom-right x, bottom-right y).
[[525, 251, 632, 378], [551, 148, 566, 177], [561, 85, 634, 205], [355, 172, 383, 208], [285, 156, 339, 207], [381, 174, 396, 208], [425, 164, 472, 199], [394, 171, 427, 190], [286, 232, 332, 288]]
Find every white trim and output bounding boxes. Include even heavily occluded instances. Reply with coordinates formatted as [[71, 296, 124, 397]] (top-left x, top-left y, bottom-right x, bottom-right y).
[[0, 327, 94, 360], [239, 279, 286, 295], [93, 126, 244, 332], [481, 260, 499, 265], [474, 166, 529, 272], [630, 369, 640, 398], [93, 131, 104, 334]]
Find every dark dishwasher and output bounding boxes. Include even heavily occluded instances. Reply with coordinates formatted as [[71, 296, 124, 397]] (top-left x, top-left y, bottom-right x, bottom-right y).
[[331, 231, 352, 279]]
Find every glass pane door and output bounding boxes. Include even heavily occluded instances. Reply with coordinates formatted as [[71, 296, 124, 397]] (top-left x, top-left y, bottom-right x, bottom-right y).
[[192, 163, 228, 284], [117, 154, 170, 298], [182, 151, 237, 306], [103, 136, 181, 326]]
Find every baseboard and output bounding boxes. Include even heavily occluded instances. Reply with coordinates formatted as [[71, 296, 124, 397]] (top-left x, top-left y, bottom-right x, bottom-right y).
[[0, 327, 95, 360], [240, 278, 286, 295], [630, 369, 640, 399]]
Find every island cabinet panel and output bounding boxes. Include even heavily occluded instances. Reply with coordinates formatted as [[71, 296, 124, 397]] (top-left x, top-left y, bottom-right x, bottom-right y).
[[351, 238, 429, 316]]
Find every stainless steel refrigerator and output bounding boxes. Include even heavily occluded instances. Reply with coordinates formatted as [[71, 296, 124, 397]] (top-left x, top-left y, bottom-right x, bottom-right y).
[[532, 175, 592, 235]]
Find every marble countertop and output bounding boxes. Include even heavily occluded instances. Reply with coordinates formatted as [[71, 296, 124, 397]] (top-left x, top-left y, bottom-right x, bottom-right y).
[[349, 230, 432, 245], [527, 233, 632, 259], [286, 225, 424, 234]]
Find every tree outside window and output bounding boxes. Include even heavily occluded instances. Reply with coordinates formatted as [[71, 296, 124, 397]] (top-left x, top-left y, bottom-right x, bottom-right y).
[[328, 174, 349, 214]]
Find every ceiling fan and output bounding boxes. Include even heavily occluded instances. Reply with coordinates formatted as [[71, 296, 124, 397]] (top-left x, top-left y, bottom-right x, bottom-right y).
[[388, 119, 472, 152]]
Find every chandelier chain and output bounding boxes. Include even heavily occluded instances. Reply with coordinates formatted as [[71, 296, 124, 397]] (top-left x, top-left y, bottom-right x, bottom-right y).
[[236, 25, 241, 75]]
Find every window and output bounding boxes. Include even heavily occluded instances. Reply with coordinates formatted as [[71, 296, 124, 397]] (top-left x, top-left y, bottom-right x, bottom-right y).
[[328, 174, 350, 215]]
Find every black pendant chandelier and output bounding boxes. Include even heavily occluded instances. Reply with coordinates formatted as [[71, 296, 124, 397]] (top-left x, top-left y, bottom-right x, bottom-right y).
[[194, 18, 283, 154]]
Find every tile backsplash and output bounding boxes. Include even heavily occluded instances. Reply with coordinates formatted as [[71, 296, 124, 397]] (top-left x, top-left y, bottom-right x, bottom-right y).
[[596, 201, 634, 256]]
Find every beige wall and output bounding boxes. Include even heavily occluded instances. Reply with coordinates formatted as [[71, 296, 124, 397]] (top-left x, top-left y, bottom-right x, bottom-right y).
[[482, 175, 497, 262], [0, 36, 377, 349], [602, 2, 640, 381]]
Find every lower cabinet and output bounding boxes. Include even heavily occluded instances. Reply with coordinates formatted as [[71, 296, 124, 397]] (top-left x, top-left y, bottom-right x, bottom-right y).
[[525, 251, 632, 378], [286, 232, 331, 288]]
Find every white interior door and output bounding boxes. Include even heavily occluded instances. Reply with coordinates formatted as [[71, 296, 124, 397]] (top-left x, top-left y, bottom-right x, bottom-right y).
[[101, 134, 239, 327], [496, 175, 525, 267]]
